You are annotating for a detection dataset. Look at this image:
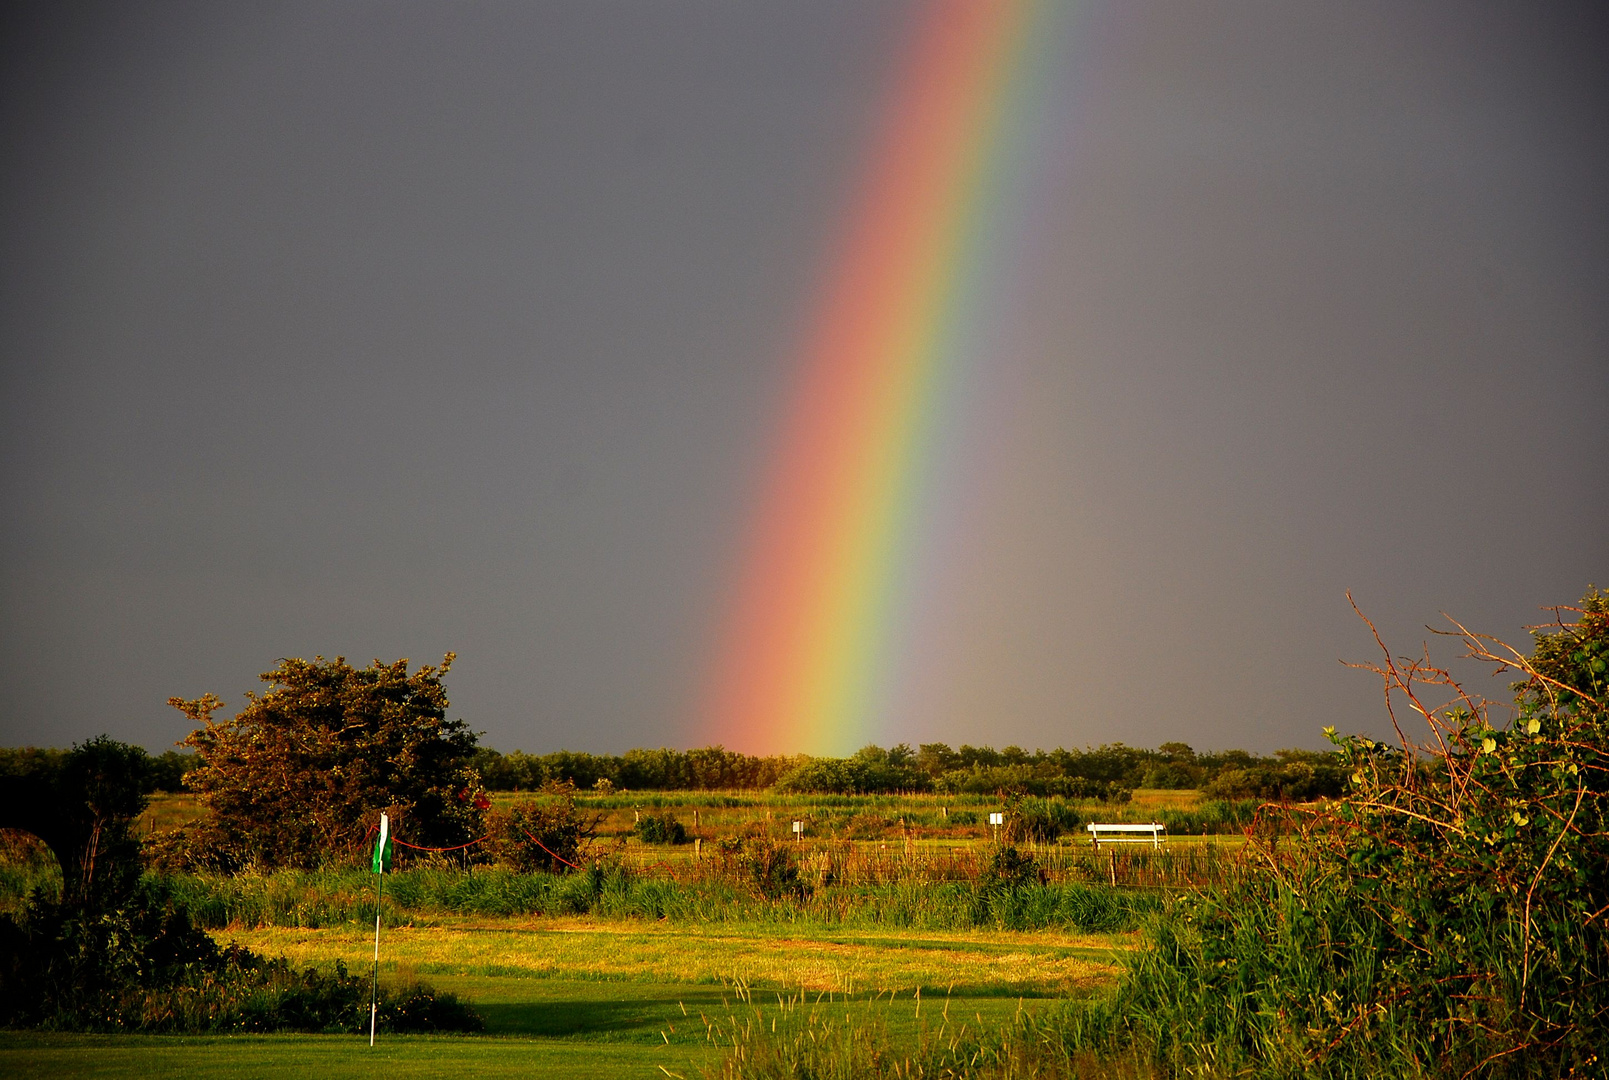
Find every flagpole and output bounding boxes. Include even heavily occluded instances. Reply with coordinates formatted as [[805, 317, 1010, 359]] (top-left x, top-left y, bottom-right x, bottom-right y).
[[369, 871, 382, 1045]]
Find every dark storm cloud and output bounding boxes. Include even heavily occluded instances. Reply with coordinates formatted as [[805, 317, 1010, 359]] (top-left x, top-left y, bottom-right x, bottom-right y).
[[1, 1, 1604, 755]]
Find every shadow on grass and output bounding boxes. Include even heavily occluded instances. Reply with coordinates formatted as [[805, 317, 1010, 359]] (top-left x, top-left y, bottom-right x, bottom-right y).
[[476, 997, 697, 1038], [431, 979, 733, 1042]]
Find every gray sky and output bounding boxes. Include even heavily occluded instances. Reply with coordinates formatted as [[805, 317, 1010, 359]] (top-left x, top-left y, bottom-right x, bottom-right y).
[[2, 1, 1605, 757]]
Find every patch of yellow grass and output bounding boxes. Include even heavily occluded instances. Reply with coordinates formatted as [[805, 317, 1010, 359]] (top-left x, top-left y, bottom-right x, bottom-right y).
[[138, 793, 203, 836], [1126, 788, 1203, 811], [221, 917, 1128, 997]]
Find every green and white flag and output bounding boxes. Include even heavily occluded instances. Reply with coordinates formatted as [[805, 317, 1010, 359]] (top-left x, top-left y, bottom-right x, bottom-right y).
[[371, 812, 392, 874]]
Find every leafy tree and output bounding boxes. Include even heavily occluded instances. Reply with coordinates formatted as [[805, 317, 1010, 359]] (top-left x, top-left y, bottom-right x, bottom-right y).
[[916, 742, 961, 778], [168, 655, 484, 869], [1140, 761, 1201, 789], [0, 737, 153, 909], [1155, 741, 1197, 763], [775, 745, 931, 794]]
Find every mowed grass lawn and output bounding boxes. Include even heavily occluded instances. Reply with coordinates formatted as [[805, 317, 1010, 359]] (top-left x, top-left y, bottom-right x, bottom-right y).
[[0, 918, 1132, 1079]]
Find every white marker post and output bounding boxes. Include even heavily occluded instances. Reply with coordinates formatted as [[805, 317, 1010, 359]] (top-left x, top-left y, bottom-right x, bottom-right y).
[[369, 812, 391, 1046], [989, 811, 1004, 845]]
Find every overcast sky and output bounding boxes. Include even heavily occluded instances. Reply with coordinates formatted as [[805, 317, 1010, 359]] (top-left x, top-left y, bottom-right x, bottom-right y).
[[2, 1, 1604, 757]]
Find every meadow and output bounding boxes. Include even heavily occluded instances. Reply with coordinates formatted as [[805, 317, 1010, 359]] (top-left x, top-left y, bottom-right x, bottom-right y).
[[21, 748, 1595, 1077], [3, 788, 1205, 1078]]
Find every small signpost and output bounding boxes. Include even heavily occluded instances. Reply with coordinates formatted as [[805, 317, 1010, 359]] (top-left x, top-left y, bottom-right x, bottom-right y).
[[792, 820, 804, 842], [369, 812, 392, 1047], [989, 811, 1004, 844]]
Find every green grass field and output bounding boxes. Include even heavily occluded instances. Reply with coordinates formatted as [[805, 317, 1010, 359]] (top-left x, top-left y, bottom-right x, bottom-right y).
[[0, 916, 1123, 1078], [5, 787, 1217, 1077]]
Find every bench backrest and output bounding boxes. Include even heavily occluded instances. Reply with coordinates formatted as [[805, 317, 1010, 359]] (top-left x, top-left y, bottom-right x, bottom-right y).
[[1086, 822, 1166, 847]]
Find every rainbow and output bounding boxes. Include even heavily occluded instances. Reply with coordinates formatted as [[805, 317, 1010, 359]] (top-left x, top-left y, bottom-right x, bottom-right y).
[[703, 0, 1074, 756]]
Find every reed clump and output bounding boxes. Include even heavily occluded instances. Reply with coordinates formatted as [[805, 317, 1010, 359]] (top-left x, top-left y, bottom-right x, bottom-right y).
[[700, 985, 1157, 1080], [153, 857, 1159, 934]]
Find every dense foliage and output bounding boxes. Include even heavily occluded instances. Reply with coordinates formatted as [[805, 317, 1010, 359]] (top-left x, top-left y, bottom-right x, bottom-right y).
[[1078, 588, 1609, 1077], [774, 745, 930, 794], [0, 883, 479, 1033], [0, 745, 198, 802], [167, 655, 485, 870], [0, 737, 163, 910], [141, 862, 1158, 935]]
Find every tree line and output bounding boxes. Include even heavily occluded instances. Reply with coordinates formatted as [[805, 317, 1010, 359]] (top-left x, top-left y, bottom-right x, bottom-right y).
[[0, 745, 198, 794], [467, 740, 1345, 801], [2, 652, 1344, 876], [3, 727, 1348, 809]]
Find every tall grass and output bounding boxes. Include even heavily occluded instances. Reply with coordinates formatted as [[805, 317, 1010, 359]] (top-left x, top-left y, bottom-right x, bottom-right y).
[[700, 984, 1157, 1080], [155, 864, 1158, 934], [1054, 844, 1604, 1078], [705, 857, 1600, 1079]]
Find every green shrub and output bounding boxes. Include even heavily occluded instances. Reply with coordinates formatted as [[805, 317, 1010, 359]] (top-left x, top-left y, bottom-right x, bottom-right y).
[[101, 955, 479, 1035], [155, 862, 1156, 934], [741, 837, 809, 901], [633, 812, 688, 845], [1007, 795, 1081, 841], [1200, 756, 1344, 801], [1139, 762, 1202, 789], [934, 765, 1131, 801], [0, 882, 479, 1033]]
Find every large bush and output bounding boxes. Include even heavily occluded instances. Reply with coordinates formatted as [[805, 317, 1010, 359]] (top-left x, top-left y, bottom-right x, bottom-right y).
[[1200, 748, 1345, 801], [0, 732, 479, 1035], [167, 655, 485, 870]]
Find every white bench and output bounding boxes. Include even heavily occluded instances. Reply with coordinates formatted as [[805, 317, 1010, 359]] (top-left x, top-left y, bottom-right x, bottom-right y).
[[1086, 822, 1166, 849]]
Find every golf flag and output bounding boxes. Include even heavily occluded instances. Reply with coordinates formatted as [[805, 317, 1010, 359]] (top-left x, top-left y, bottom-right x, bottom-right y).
[[368, 811, 389, 1046], [371, 812, 392, 874]]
